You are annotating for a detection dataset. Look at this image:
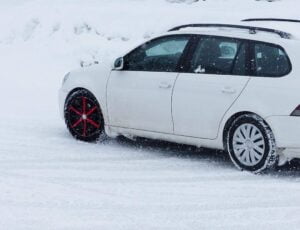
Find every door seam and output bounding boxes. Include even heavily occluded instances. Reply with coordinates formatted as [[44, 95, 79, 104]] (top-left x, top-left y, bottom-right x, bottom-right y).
[[171, 72, 180, 134], [215, 77, 252, 139], [105, 70, 113, 125]]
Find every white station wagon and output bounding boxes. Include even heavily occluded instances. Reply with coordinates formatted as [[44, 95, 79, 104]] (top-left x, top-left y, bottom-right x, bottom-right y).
[[59, 19, 300, 173]]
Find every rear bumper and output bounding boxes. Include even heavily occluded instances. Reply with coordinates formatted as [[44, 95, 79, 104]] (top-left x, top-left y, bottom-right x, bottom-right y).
[[266, 115, 300, 159], [282, 148, 300, 160]]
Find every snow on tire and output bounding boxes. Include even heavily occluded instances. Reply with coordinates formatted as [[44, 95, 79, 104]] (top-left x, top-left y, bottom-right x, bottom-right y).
[[226, 114, 278, 173]]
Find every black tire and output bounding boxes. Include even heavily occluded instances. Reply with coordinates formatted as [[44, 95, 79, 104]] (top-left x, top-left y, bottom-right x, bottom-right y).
[[225, 114, 278, 173], [64, 89, 104, 142]]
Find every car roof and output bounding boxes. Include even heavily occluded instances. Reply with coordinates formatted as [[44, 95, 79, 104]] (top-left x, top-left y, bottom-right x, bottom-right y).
[[119, 20, 300, 59], [165, 20, 300, 43], [243, 20, 300, 39]]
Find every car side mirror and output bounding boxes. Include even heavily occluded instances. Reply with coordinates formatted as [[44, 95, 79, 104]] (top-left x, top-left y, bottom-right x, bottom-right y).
[[113, 57, 124, 70]]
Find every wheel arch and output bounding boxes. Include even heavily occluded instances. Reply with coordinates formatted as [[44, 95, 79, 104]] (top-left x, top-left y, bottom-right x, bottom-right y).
[[65, 87, 90, 101], [222, 111, 273, 150], [64, 87, 105, 119]]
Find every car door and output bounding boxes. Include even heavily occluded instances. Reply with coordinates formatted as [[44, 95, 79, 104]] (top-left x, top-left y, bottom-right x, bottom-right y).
[[172, 35, 250, 139], [107, 35, 191, 133]]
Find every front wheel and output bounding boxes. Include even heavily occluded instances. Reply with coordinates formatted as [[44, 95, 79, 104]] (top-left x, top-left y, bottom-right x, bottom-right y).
[[64, 89, 104, 142], [226, 114, 278, 173]]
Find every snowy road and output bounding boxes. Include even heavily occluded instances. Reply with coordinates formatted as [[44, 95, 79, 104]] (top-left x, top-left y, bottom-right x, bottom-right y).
[[1, 117, 300, 230], [1, 0, 300, 229]]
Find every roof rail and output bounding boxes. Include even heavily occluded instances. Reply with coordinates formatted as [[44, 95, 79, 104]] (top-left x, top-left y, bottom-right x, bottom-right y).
[[242, 18, 300, 23], [168, 23, 292, 39]]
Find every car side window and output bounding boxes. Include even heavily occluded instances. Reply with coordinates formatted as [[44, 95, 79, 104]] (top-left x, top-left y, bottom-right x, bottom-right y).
[[189, 37, 247, 75], [254, 42, 291, 77], [124, 36, 190, 72]]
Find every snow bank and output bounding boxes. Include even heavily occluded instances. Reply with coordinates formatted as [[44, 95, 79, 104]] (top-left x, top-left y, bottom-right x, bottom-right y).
[[0, 0, 299, 67]]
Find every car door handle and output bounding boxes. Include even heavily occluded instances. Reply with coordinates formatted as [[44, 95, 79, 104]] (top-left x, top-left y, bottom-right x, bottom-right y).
[[159, 82, 172, 89], [222, 87, 236, 94]]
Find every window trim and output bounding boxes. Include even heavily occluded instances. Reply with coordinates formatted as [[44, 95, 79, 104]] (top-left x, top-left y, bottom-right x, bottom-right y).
[[121, 34, 292, 77], [122, 34, 194, 73], [249, 40, 292, 78]]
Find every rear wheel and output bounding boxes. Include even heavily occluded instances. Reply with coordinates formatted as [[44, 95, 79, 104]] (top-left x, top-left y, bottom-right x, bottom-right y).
[[64, 89, 104, 142], [226, 114, 278, 173]]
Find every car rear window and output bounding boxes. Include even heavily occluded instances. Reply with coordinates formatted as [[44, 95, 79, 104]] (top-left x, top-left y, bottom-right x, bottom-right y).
[[254, 42, 291, 77]]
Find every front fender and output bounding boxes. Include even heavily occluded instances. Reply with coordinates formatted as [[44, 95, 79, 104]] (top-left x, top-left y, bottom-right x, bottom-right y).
[[59, 63, 112, 125]]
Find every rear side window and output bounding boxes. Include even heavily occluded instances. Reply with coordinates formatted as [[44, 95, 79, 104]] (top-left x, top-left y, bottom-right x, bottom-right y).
[[189, 37, 247, 75], [254, 43, 291, 77]]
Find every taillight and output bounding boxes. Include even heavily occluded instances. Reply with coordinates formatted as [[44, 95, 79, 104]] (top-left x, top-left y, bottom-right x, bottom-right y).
[[291, 105, 300, 116]]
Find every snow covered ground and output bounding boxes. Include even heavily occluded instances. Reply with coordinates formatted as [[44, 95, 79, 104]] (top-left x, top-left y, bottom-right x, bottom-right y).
[[1, 0, 300, 229]]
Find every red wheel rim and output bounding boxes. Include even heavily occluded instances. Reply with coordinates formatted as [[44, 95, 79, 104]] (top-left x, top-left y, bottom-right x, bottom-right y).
[[67, 96, 101, 137]]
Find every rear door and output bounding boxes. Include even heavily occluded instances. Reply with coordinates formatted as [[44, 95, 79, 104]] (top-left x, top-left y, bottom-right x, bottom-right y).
[[172, 35, 250, 139]]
